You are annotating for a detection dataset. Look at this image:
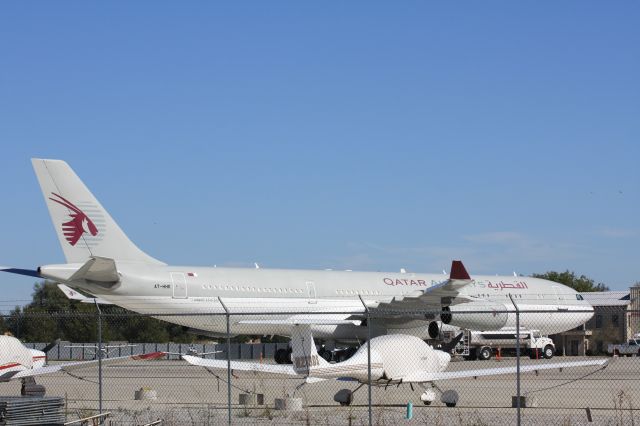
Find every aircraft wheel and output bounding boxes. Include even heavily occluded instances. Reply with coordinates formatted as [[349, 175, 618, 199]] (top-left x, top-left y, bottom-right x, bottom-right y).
[[543, 345, 554, 359], [334, 389, 353, 406], [440, 390, 459, 408], [421, 389, 436, 405]]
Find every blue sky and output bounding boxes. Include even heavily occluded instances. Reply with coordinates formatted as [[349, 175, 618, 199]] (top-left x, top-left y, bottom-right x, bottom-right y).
[[1, 2, 638, 307]]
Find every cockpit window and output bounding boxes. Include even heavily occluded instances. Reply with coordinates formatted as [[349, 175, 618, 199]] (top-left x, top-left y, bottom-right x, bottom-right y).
[[576, 294, 584, 300]]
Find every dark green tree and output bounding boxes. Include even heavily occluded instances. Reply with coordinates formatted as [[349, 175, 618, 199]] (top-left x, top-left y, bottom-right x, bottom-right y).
[[532, 271, 609, 292]]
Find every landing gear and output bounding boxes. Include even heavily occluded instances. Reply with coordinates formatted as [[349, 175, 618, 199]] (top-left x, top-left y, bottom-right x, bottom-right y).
[[440, 390, 459, 408], [334, 389, 353, 406], [420, 389, 436, 405], [334, 383, 364, 406], [275, 348, 292, 364], [420, 383, 459, 408]]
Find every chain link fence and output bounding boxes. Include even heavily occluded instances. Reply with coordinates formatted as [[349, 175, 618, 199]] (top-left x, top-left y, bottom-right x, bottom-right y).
[[0, 305, 638, 425]]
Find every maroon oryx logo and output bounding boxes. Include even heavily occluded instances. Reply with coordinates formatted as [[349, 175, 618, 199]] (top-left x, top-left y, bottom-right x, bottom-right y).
[[49, 193, 99, 246]]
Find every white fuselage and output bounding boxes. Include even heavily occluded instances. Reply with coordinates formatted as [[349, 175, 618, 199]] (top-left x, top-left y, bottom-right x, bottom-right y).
[[0, 335, 46, 375], [41, 262, 594, 340]]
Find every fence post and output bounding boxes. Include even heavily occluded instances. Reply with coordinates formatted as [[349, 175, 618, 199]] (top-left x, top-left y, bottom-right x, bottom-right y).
[[358, 295, 372, 426], [94, 300, 103, 417], [508, 294, 521, 426], [219, 297, 232, 426]]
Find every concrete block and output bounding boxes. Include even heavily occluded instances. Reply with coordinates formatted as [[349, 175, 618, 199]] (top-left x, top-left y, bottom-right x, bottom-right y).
[[274, 397, 302, 411], [512, 395, 538, 408]]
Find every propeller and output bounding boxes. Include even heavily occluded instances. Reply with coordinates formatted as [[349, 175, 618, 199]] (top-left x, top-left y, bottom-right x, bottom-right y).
[[42, 339, 61, 353]]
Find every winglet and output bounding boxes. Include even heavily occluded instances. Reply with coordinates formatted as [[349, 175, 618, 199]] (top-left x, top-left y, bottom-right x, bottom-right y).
[[449, 260, 470, 280]]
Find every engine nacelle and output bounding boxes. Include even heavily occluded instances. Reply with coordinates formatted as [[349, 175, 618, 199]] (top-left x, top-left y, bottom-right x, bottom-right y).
[[440, 302, 509, 330], [427, 321, 460, 339]]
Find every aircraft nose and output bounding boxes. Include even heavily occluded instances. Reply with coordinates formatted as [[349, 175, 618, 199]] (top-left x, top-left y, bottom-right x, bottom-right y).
[[582, 303, 595, 321]]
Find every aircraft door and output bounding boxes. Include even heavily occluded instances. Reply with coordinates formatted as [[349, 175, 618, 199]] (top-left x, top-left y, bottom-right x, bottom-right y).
[[306, 281, 317, 304], [171, 272, 188, 299]]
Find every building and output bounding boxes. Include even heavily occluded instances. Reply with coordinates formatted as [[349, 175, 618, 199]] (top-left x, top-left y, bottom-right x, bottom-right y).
[[552, 290, 633, 356]]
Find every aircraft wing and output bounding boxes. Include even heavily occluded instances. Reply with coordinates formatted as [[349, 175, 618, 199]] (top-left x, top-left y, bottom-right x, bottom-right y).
[[183, 355, 295, 376], [238, 314, 360, 326], [372, 260, 473, 313], [3, 352, 165, 381], [403, 359, 608, 383]]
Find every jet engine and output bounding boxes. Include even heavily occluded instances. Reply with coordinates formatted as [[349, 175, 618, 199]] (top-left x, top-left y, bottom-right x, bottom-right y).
[[427, 321, 460, 340], [440, 301, 509, 330]]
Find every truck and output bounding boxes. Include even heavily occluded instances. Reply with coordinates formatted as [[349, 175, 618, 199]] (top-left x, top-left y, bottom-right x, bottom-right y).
[[607, 339, 640, 356], [441, 328, 556, 361]]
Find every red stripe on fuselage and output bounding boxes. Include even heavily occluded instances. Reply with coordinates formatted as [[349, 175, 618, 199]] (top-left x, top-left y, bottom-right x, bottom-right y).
[[0, 363, 22, 370]]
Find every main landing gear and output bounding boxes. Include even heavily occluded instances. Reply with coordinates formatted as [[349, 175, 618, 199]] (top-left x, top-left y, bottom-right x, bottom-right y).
[[419, 384, 459, 408], [333, 384, 365, 406], [333, 383, 460, 408]]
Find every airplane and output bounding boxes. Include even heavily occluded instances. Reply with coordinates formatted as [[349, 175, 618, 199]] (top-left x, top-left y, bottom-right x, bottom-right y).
[[0, 334, 164, 396], [181, 323, 608, 407], [1, 159, 594, 357]]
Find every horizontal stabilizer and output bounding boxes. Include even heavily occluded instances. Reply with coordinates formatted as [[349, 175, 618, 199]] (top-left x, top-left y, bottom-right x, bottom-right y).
[[0, 267, 41, 278], [0, 371, 19, 383], [68, 257, 119, 283], [57, 284, 113, 304]]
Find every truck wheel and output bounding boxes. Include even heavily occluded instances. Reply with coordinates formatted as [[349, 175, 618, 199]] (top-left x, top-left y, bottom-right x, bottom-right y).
[[543, 345, 554, 359], [478, 347, 491, 361]]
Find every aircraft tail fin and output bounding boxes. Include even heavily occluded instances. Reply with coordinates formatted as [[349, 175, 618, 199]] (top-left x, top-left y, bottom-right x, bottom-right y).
[[291, 325, 329, 375], [31, 159, 164, 265]]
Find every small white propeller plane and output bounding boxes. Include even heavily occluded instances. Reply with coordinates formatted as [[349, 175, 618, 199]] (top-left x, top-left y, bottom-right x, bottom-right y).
[[181, 324, 608, 407], [0, 334, 164, 396]]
